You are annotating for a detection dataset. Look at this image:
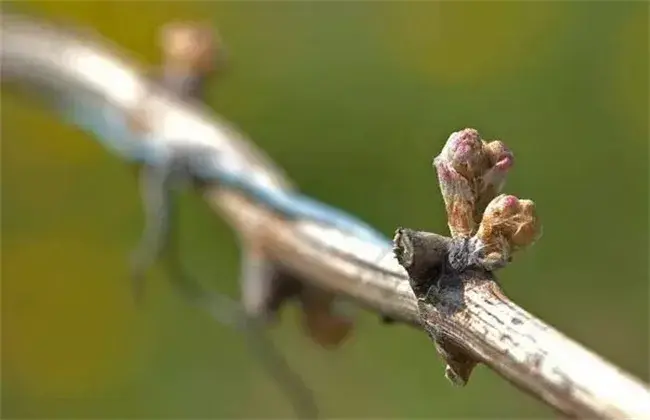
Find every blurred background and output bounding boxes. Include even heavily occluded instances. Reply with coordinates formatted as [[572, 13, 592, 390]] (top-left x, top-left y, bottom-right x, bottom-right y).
[[1, 1, 648, 418]]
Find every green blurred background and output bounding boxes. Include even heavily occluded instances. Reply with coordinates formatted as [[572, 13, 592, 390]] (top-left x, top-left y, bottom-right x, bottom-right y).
[[1, 1, 648, 418]]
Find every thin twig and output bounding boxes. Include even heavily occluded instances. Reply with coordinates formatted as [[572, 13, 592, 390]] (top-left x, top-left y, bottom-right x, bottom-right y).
[[2, 13, 650, 419]]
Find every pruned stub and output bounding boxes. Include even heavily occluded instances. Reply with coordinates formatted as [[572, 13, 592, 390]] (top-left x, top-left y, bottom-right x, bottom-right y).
[[393, 128, 541, 386]]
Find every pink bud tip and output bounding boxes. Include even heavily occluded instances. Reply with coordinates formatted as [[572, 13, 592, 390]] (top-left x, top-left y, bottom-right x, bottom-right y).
[[502, 195, 519, 210], [484, 141, 514, 170], [448, 129, 482, 163], [495, 153, 514, 171]]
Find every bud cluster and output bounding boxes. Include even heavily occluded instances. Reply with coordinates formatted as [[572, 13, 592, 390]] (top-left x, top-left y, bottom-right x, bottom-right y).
[[433, 128, 539, 269]]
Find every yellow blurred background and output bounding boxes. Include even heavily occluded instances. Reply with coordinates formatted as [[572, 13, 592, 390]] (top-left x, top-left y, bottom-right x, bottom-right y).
[[2, 1, 648, 418]]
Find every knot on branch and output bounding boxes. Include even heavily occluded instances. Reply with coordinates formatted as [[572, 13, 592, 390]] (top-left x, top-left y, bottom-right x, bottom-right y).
[[159, 21, 222, 74], [394, 128, 541, 386]]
